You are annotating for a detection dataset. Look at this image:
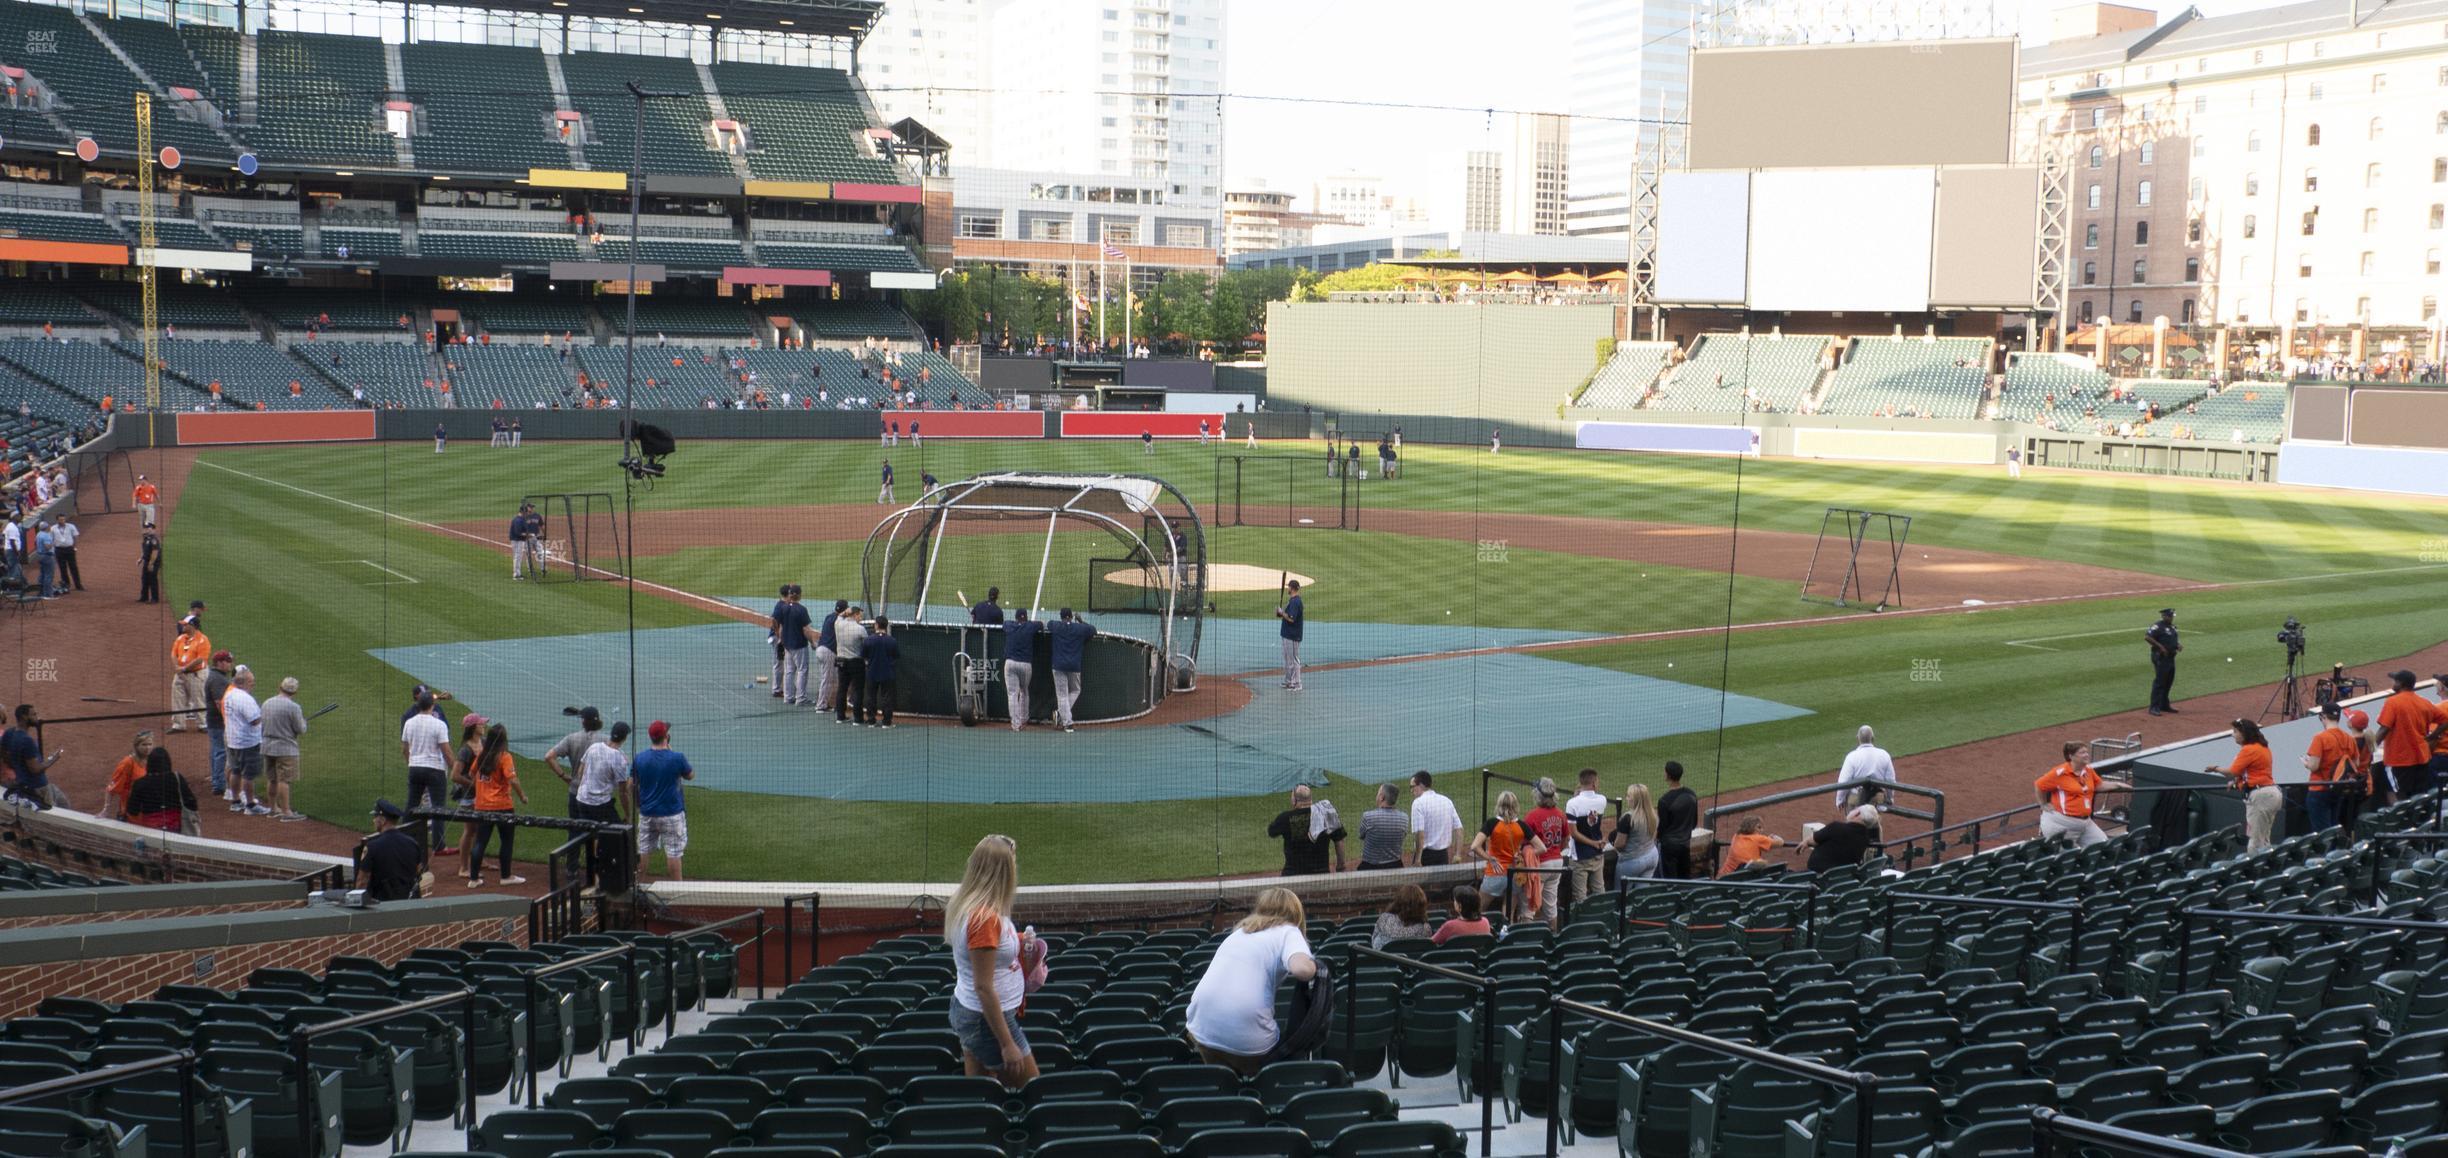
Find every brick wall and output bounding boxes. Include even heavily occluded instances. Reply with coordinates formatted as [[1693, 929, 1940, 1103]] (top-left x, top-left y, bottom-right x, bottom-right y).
[[0, 912, 528, 1021], [1, 803, 349, 885], [0, 898, 298, 933]]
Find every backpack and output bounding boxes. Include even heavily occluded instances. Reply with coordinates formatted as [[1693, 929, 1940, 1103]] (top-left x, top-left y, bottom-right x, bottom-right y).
[[1265, 960, 1338, 1063]]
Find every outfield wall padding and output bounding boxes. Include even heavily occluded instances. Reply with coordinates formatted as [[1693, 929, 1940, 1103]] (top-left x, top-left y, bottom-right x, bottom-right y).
[[179, 410, 378, 445], [880, 410, 1047, 438], [1062, 412, 1228, 439], [1791, 427, 1998, 464]]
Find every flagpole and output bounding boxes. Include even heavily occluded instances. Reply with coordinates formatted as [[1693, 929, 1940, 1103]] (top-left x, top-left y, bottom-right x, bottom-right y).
[[1069, 259, 1080, 356], [1097, 247, 1108, 353], [1124, 256, 1132, 356]]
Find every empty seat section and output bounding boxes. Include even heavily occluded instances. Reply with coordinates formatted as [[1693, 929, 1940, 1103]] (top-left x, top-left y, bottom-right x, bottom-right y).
[[563, 52, 728, 175], [1648, 333, 1825, 412], [708, 61, 901, 184], [1816, 336, 1993, 419], [400, 41, 571, 173], [250, 30, 396, 166], [1577, 342, 1675, 408]]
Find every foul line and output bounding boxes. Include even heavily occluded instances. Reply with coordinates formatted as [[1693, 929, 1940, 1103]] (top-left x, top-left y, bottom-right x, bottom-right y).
[[195, 459, 761, 625]]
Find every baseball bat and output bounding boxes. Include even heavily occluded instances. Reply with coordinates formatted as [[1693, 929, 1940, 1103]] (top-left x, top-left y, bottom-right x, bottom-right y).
[[957, 590, 968, 610], [307, 702, 340, 721], [80, 696, 139, 704]]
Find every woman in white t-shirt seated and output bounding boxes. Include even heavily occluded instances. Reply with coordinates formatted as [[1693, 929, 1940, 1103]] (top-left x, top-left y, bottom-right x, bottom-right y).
[[944, 834, 1039, 1088], [1184, 887, 1319, 1076]]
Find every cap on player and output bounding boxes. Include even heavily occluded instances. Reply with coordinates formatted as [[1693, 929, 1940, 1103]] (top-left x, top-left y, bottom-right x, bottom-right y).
[[648, 720, 670, 743]]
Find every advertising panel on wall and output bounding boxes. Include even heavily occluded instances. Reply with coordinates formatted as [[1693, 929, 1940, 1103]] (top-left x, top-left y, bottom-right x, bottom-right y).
[[1927, 166, 2040, 308], [178, 410, 378, 446], [1687, 39, 2017, 170], [1655, 171, 1751, 304], [1575, 422, 1761, 456], [1746, 169, 1935, 313], [1791, 427, 1996, 465]]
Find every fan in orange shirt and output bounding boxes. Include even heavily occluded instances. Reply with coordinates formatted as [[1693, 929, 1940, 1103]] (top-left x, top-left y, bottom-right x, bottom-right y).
[[2035, 741, 2114, 847], [2300, 702, 2367, 833], [2206, 718, 2281, 852], [104, 732, 156, 820], [2373, 671, 2448, 802], [1720, 815, 1786, 875]]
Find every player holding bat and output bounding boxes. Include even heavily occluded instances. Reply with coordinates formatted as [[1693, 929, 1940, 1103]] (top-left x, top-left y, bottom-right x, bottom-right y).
[[1275, 577, 1305, 691]]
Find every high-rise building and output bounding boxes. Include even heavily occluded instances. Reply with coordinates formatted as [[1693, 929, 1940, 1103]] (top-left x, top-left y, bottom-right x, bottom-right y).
[[856, 0, 991, 159], [2023, 1, 2448, 354], [1464, 150, 1503, 234], [1224, 182, 1340, 259], [1565, 0, 1700, 237], [985, 0, 1227, 208], [1505, 114, 1571, 235]]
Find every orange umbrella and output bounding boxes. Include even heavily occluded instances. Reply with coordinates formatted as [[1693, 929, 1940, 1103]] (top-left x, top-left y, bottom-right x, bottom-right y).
[[1546, 270, 1590, 284], [1590, 269, 1630, 283], [1490, 270, 1538, 284]]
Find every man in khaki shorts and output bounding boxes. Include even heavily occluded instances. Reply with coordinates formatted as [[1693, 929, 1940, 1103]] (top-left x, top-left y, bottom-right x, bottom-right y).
[[260, 676, 310, 821]]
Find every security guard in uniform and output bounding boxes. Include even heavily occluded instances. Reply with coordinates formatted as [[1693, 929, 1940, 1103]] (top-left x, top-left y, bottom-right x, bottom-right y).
[[2145, 608, 2182, 715]]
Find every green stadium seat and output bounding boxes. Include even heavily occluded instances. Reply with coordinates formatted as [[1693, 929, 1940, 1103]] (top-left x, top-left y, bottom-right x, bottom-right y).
[[474, 1109, 601, 1158], [1174, 1126, 1316, 1158], [613, 1107, 743, 1158]]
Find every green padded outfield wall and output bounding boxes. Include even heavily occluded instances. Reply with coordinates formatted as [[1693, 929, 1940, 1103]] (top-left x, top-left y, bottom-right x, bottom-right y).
[[1262, 302, 1617, 420]]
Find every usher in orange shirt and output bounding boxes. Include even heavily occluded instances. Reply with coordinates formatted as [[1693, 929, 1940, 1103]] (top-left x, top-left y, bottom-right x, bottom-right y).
[[2377, 691, 2445, 768], [2223, 743, 2274, 789], [171, 630, 211, 674], [2035, 762, 2103, 818]]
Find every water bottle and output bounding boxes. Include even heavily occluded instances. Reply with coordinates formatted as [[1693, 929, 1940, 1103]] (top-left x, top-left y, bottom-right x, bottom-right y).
[[2383, 1140, 2406, 1158]]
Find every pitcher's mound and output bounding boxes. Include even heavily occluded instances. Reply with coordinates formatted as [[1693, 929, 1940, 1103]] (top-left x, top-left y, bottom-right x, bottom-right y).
[[1102, 563, 1315, 592]]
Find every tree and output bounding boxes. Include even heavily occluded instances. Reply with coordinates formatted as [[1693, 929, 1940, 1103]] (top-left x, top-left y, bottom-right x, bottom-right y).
[[927, 272, 979, 343], [1136, 271, 1211, 353], [1292, 262, 1433, 301]]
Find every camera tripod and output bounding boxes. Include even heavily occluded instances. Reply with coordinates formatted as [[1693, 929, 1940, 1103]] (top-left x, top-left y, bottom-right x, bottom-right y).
[[2262, 648, 2306, 722]]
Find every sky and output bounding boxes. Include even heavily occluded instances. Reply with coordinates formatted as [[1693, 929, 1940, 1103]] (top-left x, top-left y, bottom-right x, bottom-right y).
[[1218, 0, 2278, 229]]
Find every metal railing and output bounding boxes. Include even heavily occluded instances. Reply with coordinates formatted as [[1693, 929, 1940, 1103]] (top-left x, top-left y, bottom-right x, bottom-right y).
[[290, 988, 481, 1134], [779, 892, 822, 985], [1882, 892, 2084, 964], [0, 1051, 201, 1158], [1346, 945, 1500, 1157], [667, 909, 771, 1002], [1542, 995, 1880, 1158], [531, 831, 603, 946], [1614, 875, 1817, 949], [522, 943, 642, 1107], [2174, 906, 2448, 985], [1701, 779, 1948, 866], [2030, 1107, 2248, 1156], [292, 863, 347, 893]]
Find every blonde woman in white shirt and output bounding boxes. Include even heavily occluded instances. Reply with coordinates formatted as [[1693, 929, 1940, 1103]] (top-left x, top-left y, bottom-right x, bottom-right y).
[[945, 834, 1038, 1088], [1185, 887, 1318, 1076]]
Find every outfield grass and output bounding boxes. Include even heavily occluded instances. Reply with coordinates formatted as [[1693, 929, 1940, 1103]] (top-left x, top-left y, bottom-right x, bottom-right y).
[[159, 439, 2448, 883]]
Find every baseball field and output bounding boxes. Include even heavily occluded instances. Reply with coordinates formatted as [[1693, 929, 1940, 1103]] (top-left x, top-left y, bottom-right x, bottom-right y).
[[152, 435, 2448, 883]]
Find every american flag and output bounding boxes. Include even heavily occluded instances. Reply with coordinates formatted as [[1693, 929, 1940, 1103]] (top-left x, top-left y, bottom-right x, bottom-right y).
[[1102, 245, 1127, 259]]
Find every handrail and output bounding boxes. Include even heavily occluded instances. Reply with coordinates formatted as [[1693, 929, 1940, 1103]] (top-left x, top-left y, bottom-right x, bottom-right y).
[[669, 908, 771, 1000], [2175, 904, 2448, 984], [289, 988, 480, 1132], [780, 892, 822, 985], [1615, 875, 1817, 950], [1347, 945, 1499, 1156], [1702, 778, 1947, 827], [1546, 995, 1878, 1158], [0, 1051, 201, 1158], [1474, 767, 1542, 831], [1877, 801, 2050, 869], [522, 943, 642, 1107], [2030, 1107, 2247, 1157], [292, 864, 347, 893], [1881, 891, 2084, 967]]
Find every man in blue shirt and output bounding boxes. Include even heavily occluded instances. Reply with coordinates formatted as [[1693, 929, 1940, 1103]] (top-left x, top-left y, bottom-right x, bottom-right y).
[[1048, 608, 1095, 733], [2, 704, 61, 809], [627, 721, 694, 881], [971, 587, 1005, 625], [878, 459, 895, 504], [1276, 579, 1305, 691], [771, 585, 814, 705], [1001, 609, 1040, 731], [434, 423, 446, 454], [813, 599, 847, 712], [766, 584, 792, 699], [863, 617, 902, 728], [510, 502, 542, 581], [31, 523, 56, 599]]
